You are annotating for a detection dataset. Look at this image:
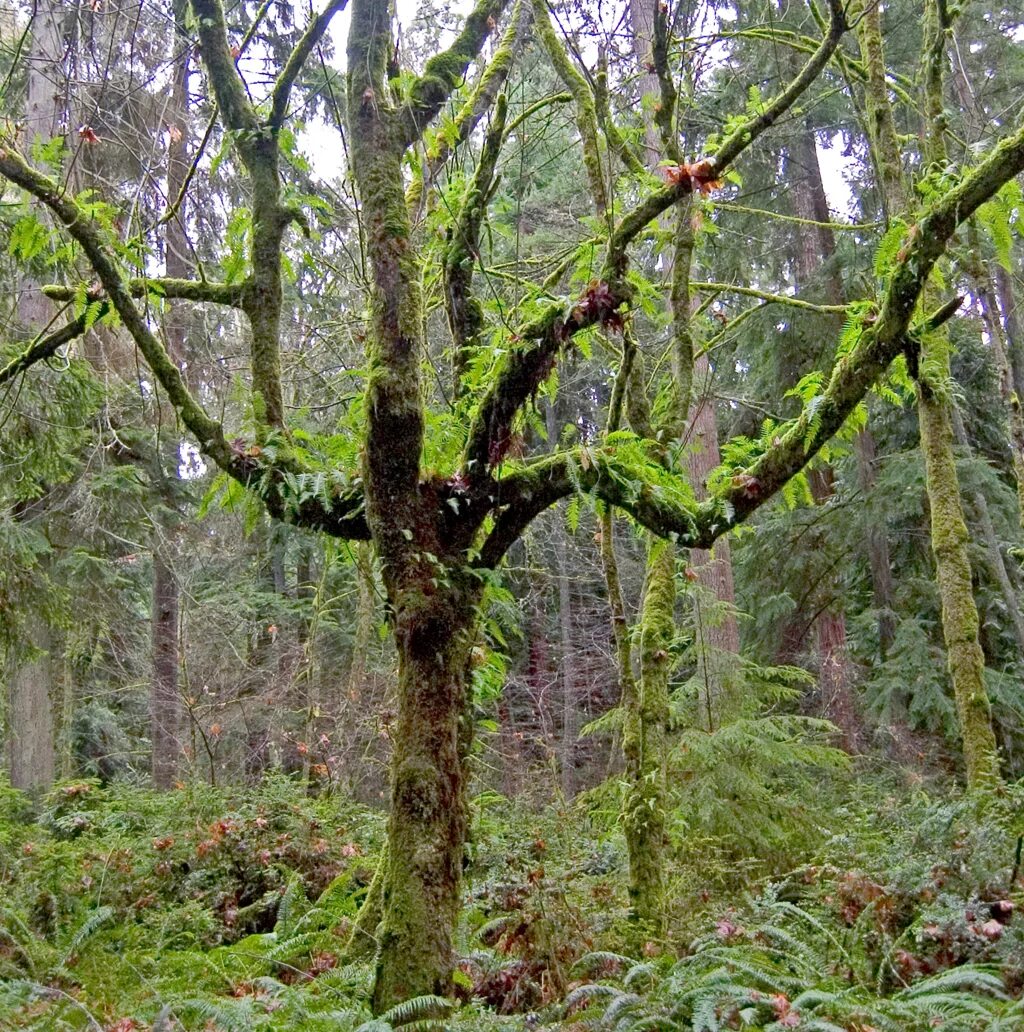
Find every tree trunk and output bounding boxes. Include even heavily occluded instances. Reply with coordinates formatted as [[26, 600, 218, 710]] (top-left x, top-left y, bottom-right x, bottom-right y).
[[918, 365, 1000, 784], [149, 0, 190, 788], [687, 355, 741, 729], [994, 264, 1024, 400], [6, 617, 55, 795], [151, 548, 180, 788], [623, 536, 672, 935], [914, 0, 999, 787], [855, 428, 897, 658], [785, 112, 860, 746], [371, 576, 478, 1012], [6, 0, 66, 793], [855, 0, 999, 787]]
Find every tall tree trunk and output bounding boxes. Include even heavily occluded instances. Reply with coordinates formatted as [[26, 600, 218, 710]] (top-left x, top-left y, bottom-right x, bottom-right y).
[[6, 0, 66, 793], [687, 355, 741, 730], [994, 264, 1024, 400], [785, 114, 860, 747], [857, 0, 999, 786], [149, 0, 191, 787], [545, 403, 578, 798]]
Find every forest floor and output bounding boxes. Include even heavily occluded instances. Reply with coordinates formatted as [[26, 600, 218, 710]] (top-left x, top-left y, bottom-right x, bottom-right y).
[[1, 766, 1023, 1030]]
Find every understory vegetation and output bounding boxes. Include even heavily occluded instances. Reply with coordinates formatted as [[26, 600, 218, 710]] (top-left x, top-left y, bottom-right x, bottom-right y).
[[2, 767, 1024, 1029]]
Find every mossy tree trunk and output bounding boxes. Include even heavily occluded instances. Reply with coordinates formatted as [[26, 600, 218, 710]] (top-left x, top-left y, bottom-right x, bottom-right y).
[[370, 570, 480, 1010], [857, 0, 999, 787]]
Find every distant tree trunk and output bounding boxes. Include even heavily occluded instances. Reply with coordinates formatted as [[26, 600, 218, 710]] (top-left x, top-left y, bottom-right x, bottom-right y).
[[687, 355, 741, 730], [994, 265, 1024, 400], [546, 404, 577, 798], [149, 0, 191, 787], [347, 541, 376, 704], [6, 0, 66, 794], [784, 114, 861, 748], [854, 428, 897, 658], [151, 549, 180, 789], [6, 617, 55, 794]]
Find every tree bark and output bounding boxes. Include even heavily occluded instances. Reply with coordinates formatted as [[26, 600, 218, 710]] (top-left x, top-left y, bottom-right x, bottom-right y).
[[151, 548, 180, 789], [855, 0, 999, 787], [687, 355, 741, 730], [370, 577, 479, 1012], [149, 0, 190, 789], [784, 111, 860, 746], [6, 0, 66, 793], [6, 616, 55, 795]]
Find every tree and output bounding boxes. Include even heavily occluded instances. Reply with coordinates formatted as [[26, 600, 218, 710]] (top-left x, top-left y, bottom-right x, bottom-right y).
[[3, 0, 1024, 1007]]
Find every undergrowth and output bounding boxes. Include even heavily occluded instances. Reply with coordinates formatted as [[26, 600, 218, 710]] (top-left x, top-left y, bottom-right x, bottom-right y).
[[0, 770, 1022, 1029]]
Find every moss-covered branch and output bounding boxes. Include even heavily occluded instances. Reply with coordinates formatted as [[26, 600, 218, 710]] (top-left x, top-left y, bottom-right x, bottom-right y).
[[398, 0, 511, 146], [190, 0, 259, 135], [192, 0, 288, 429], [445, 94, 507, 390], [691, 280, 852, 313], [464, 0, 848, 480], [607, 0, 847, 269], [42, 278, 246, 308], [0, 309, 106, 386], [0, 143, 371, 541], [475, 115, 1024, 564], [269, 0, 350, 130], [409, 0, 531, 212], [532, 0, 609, 211]]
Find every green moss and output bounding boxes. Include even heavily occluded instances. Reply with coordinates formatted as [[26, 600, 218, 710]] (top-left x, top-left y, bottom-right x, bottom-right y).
[[917, 366, 1000, 789], [532, 0, 608, 214]]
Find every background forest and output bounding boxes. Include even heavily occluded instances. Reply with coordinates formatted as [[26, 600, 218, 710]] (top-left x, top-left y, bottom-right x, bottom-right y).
[[2, 0, 1024, 1028]]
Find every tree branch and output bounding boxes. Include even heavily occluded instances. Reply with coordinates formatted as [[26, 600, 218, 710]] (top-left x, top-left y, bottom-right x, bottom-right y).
[[398, 0, 512, 147], [190, 0, 258, 134], [462, 0, 849, 485], [409, 0, 531, 214], [0, 144, 372, 541], [269, 0, 350, 130], [0, 309, 105, 386], [42, 278, 246, 308], [476, 113, 1024, 564]]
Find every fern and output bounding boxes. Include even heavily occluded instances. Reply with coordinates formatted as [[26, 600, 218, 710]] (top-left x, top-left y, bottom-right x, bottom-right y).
[[379, 993, 452, 1027]]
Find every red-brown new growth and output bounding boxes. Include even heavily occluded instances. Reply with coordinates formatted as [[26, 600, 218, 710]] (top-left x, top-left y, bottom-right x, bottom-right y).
[[662, 158, 723, 195]]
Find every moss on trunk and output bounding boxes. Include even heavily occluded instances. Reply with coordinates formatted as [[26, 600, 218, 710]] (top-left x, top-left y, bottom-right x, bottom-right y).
[[622, 535, 674, 936], [371, 572, 480, 1011], [917, 357, 1000, 787]]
